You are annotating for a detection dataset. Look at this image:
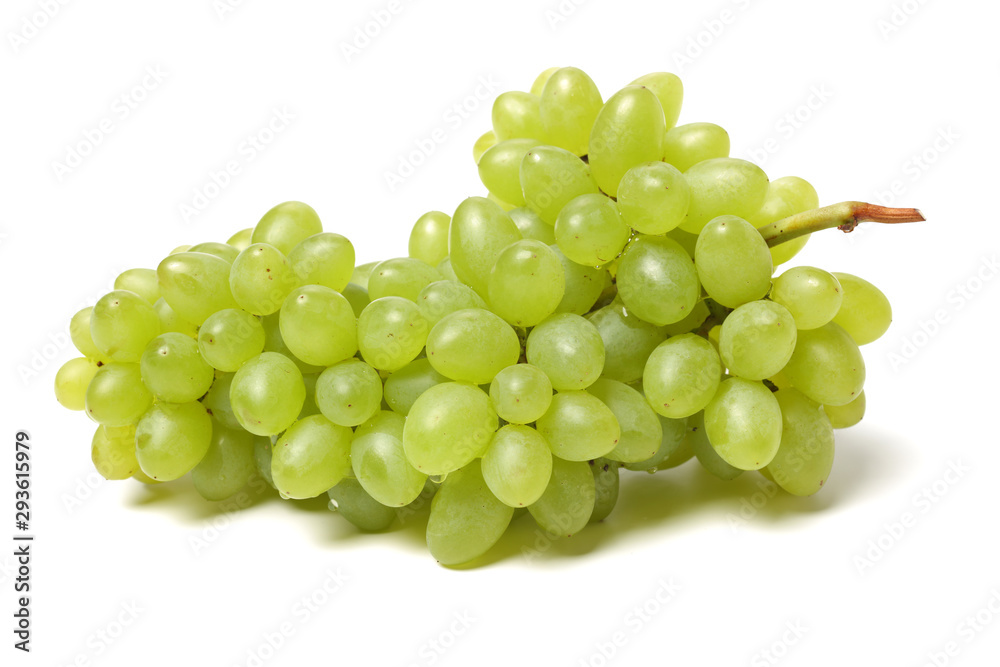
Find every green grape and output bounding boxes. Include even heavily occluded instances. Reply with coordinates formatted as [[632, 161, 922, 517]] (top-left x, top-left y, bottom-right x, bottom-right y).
[[436, 256, 458, 281], [719, 301, 797, 381], [473, 131, 496, 164], [680, 158, 769, 234], [551, 245, 607, 315], [230, 352, 306, 436], [153, 298, 198, 338], [488, 364, 553, 424], [695, 216, 773, 308], [831, 273, 892, 345], [328, 478, 397, 532], [91, 424, 139, 480], [368, 257, 443, 302], [408, 211, 451, 266], [526, 313, 605, 390], [191, 422, 257, 501], [530, 66, 559, 96], [782, 323, 865, 406], [70, 307, 108, 361], [823, 390, 866, 429], [85, 363, 153, 427], [666, 227, 699, 259], [427, 460, 513, 566], [703, 378, 782, 470], [383, 358, 447, 415], [657, 434, 695, 470], [140, 333, 215, 402], [158, 251, 240, 325], [298, 372, 321, 419], [342, 283, 370, 318], [489, 239, 565, 327], [770, 267, 843, 330], [418, 280, 487, 327], [230, 243, 299, 317], [765, 389, 835, 496], [287, 232, 355, 292], [202, 373, 240, 430], [227, 228, 253, 251], [479, 138, 542, 206], [131, 469, 162, 485], [272, 414, 352, 499], [135, 401, 213, 481], [54, 357, 100, 411], [554, 194, 631, 266], [662, 300, 710, 336], [616, 162, 691, 235], [617, 235, 700, 326], [114, 268, 160, 304], [630, 71, 683, 129], [403, 382, 497, 475], [589, 86, 666, 197], [587, 379, 663, 463], [449, 196, 522, 297], [350, 261, 379, 290], [589, 458, 620, 522], [747, 176, 819, 266], [643, 334, 721, 419], [427, 308, 519, 384], [662, 123, 730, 172], [254, 436, 275, 488], [90, 290, 161, 362], [509, 207, 556, 244], [520, 145, 599, 225], [169, 244, 192, 255], [481, 425, 553, 507], [279, 285, 357, 366], [198, 309, 266, 372], [492, 91, 544, 142], [315, 359, 383, 427], [536, 390, 620, 461], [688, 411, 742, 480], [357, 296, 429, 372], [528, 457, 595, 537], [586, 301, 667, 383], [188, 242, 240, 264], [539, 67, 603, 156], [624, 414, 688, 472], [252, 201, 323, 255], [351, 410, 427, 507], [260, 312, 324, 374]]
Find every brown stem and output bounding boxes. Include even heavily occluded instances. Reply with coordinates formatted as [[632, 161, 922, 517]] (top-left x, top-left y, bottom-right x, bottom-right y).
[[758, 201, 925, 247]]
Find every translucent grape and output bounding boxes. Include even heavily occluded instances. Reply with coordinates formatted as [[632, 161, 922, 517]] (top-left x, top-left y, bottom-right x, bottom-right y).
[[765, 389, 835, 496], [158, 251, 240, 325], [383, 358, 448, 415], [539, 67, 603, 156], [530, 67, 559, 96], [198, 308, 266, 372], [770, 266, 843, 330], [342, 283, 370, 318], [823, 390, 866, 429], [328, 478, 397, 532], [520, 145, 599, 224], [408, 211, 451, 266], [831, 273, 892, 345], [528, 457, 595, 537], [629, 71, 683, 129], [526, 313, 605, 390], [90, 290, 161, 362], [254, 436, 275, 489], [643, 334, 722, 419], [747, 176, 819, 266], [260, 312, 323, 374], [662, 300, 710, 336], [587, 379, 662, 463], [449, 196, 522, 297], [680, 158, 769, 234], [719, 301, 797, 380], [695, 215, 773, 308], [135, 401, 213, 481], [488, 364, 553, 424], [403, 382, 497, 475], [479, 138, 542, 206], [230, 243, 299, 317], [551, 245, 607, 315], [287, 232, 355, 292], [589, 85, 666, 197], [536, 390, 620, 461], [616, 162, 691, 235], [624, 414, 688, 472], [85, 363, 152, 427], [153, 298, 198, 338], [509, 207, 556, 244], [586, 301, 667, 384], [427, 460, 513, 566], [472, 130, 496, 164], [436, 257, 458, 281], [54, 357, 100, 411], [426, 308, 520, 384], [140, 333, 215, 402], [617, 235, 700, 326], [252, 201, 323, 255], [230, 352, 306, 436], [357, 296, 429, 372], [488, 239, 565, 327], [417, 280, 486, 328], [589, 458, 620, 522], [227, 228, 253, 251], [350, 262, 379, 290], [191, 422, 257, 501], [202, 373, 240, 430], [554, 194, 631, 266], [662, 122, 730, 172], [272, 414, 352, 499], [91, 424, 139, 480], [688, 411, 742, 480], [481, 425, 553, 507], [667, 227, 699, 258], [782, 323, 865, 406], [70, 307, 107, 361], [351, 411, 427, 507], [114, 268, 160, 304], [492, 91, 544, 142], [188, 242, 240, 264], [279, 285, 357, 366], [298, 372, 321, 420], [315, 359, 383, 427], [703, 377, 782, 470], [368, 257, 443, 302]]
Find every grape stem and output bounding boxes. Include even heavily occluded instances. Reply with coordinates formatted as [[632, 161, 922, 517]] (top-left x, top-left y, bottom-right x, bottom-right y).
[[758, 201, 925, 247]]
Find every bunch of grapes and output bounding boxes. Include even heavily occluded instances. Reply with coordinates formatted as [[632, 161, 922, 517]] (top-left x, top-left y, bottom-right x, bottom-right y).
[[54, 66, 921, 566]]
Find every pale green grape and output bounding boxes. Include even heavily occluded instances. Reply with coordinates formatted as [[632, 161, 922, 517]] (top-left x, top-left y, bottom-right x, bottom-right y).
[[643, 334, 721, 419], [823, 390, 866, 429], [114, 268, 160, 304], [667, 227, 699, 259], [530, 67, 559, 96], [782, 323, 865, 406], [230, 352, 306, 436], [617, 162, 691, 235], [90, 290, 161, 362], [657, 435, 695, 470], [488, 364, 553, 424], [481, 425, 553, 507], [551, 245, 607, 315], [449, 196, 522, 297], [418, 280, 488, 327], [252, 201, 323, 255], [589, 85, 666, 197], [170, 245, 192, 255], [770, 267, 842, 330], [719, 301, 797, 380], [427, 460, 513, 566], [589, 458, 619, 522], [403, 382, 497, 475], [254, 436, 275, 488], [587, 379, 663, 463], [688, 411, 742, 480], [354, 409, 405, 438], [188, 242, 240, 263], [436, 257, 458, 281], [153, 298, 198, 338], [539, 67, 603, 156], [192, 421, 257, 501], [488, 239, 565, 327], [315, 359, 382, 427], [298, 372, 321, 419], [54, 357, 100, 411], [747, 176, 819, 266], [70, 307, 108, 361], [287, 232, 355, 292], [408, 211, 451, 266], [528, 457, 595, 537], [135, 401, 212, 481], [91, 424, 139, 480], [383, 358, 447, 416], [158, 251, 240, 325], [230, 243, 299, 317], [279, 285, 357, 366], [351, 411, 427, 506], [554, 194, 631, 266], [260, 312, 323, 374], [831, 273, 892, 345], [473, 130, 497, 164], [492, 91, 544, 142], [520, 145, 599, 224], [526, 313, 605, 390], [272, 414, 352, 499], [227, 228, 253, 251], [624, 414, 688, 472], [357, 297, 429, 372], [586, 301, 668, 383], [617, 235, 700, 325], [509, 207, 556, 244], [662, 300, 710, 336], [85, 363, 152, 427], [350, 262, 379, 290], [328, 478, 397, 532], [479, 138, 542, 206], [426, 308, 520, 384], [695, 216, 773, 308], [198, 309, 266, 372], [368, 257, 443, 302], [704, 378, 782, 470], [662, 123, 730, 172], [680, 158, 769, 234], [629, 71, 683, 129], [202, 373, 241, 430], [342, 283, 370, 318], [536, 390, 620, 461], [140, 333, 214, 402], [765, 389, 835, 496]]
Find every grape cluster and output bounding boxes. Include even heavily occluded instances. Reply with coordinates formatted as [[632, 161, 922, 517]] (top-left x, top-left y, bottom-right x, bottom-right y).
[[55, 67, 897, 566]]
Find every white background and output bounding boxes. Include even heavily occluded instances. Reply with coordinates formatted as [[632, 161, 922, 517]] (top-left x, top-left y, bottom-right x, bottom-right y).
[[2, 0, 998, 665]]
